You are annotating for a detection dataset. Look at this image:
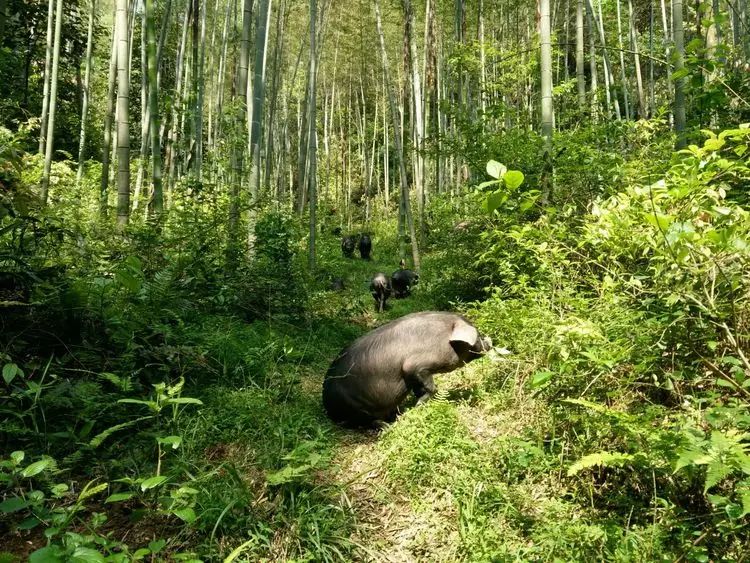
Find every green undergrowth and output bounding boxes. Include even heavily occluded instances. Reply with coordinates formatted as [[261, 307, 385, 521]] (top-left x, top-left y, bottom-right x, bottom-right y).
[[3, 123, 750, 561]]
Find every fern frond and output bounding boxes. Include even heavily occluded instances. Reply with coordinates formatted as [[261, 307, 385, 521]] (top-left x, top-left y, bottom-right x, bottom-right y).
[[567, 451, 635, 476], [432, 387, 450, 404]]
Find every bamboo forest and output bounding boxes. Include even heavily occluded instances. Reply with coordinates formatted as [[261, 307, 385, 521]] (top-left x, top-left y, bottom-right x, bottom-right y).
[[1, 0, 750, 559]]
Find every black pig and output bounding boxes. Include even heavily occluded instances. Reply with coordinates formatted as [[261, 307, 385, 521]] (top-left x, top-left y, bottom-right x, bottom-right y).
[[341, 235, 357, 258], [392, 260, 419, 298], [359, 234, 372, 260], [322, 312, 492, 426], [370, 273, 391, 312]]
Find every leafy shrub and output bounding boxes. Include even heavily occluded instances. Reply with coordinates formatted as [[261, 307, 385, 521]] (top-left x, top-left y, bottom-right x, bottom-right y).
[[239, 211, 308, 321]]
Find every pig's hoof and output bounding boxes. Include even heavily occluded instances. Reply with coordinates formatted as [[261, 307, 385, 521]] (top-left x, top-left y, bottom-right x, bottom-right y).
[[373, 420, 391, 431]]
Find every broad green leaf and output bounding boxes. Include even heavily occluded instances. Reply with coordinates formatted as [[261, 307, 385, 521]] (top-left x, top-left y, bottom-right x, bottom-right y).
[[476, 180, 500, 190], [644, 212, 673, 231], [124, 256, 143, 272], [50, 484, 68, 497], [157, 436, 182, 449], [21, 458, 52, 478], [0, 496, 29, 513], [168, 397, 203, 405], [141, 475, 168, 491], [725, 503, 744, 519], [2, 363, 23, 384], [115, 270, 141, 293], [530, 370, 554, 389], [18, 516, 41, 530], [70, 547, 105, 563], [29, 546, 64, 563], [486, 160, 506, 179], [704, 138, 725, 152], [117, 398, 156, 408], [172, 507, 197, 523], [105, 492, 135, 503], [504, 170, 525, 190], [485, 190, 507, 213], [671, 67, 690, 81], [148, 540, 166, 554], [10, 451, 24, 465]]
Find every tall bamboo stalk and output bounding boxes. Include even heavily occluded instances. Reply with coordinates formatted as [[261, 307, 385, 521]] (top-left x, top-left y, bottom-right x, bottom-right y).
[[38, 0, 55, 155], [374, 0, 420, 271], [40, 0, 63, 204], [76, 0, 96, 185]]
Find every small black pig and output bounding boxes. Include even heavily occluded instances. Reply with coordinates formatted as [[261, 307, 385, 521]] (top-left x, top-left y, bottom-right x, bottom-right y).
[[341, 235, 357, 258], [370, 273, 391, 312], [322, 312, 492, 426], [329, 277, 345, 291], [391, 260, 419, 298], [359, 234, 372, 260]]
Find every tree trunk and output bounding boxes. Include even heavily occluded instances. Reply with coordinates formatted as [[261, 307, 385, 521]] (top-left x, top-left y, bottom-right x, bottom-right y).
[[146, 0, 162, 217], [237, 0, 253, 180], [540, 0, 554, 204], [576, 0, 585, 110], [214, 0, 233, 148], [587, 0, 599, 119], [0, 0, 6, 38], [249, 0, 272, 204], [402, 0, 425, 241], [628, 0, 646, 117], [375, 0, 420, 271], [672, 0, 687, 148], [308, 0, 318, 269], [38, 0, 55, 155], [76, 0, 96, 185], [116, 0, 131, 227], [194, 0, 207, 177], [616, 0, 631, 119], [649, 0, 655, 116], [156, 0, 172, 88], [264, 0, 286, 193], [134, 7, 148, 209], [478, 0, 486, 118], [660, 0, 673, 108], [589, 0, 621, 119], [101, 10, 118, 215], [166, 3, 191, 202], [40, 0, 63, 204]]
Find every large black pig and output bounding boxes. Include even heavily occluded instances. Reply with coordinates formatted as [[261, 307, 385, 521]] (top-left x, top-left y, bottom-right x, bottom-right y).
[[322, 312, 492, 426]]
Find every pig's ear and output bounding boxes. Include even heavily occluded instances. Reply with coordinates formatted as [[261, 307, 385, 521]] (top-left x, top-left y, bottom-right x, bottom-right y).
[[449, 322, 479, 346]]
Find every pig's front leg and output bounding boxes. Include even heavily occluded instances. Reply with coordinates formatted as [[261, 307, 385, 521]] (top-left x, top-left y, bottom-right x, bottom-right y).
[[407, 369, 436, 405]]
